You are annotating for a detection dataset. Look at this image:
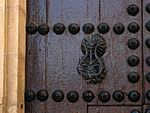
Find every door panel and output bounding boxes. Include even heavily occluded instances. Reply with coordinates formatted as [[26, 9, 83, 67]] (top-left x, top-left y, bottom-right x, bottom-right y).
[[144, 105, 150, 113], [25, 0, 147, 113], [97, 0, 142, 105], [88, 106, 142, 113], [143, 0, 150, 104], [25, 0, 47, 113]]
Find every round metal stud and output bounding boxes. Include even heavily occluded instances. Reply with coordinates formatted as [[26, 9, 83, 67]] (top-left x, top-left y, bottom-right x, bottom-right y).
[[145, 20, 150, 32], [127, 38, 140, 50], [146, 3, 150, 14], [53, 23, 65, 35], [68, 23, 80, 35], [146, 90, 150, 100], [127, 55, 140, 67], [37, 89, 49, 102], [98, 91, 111, 103], [145, 109, 150, 113], [52, 90, 64, 102], [82, 90, 95, 102], [127, 4, 139, 16], [131, 109, 141, 113], [38, 24, 49, 35], [25, 90, 36, 102], [97, 23, 110, 34], [112, 90, 125, 102], [127, 72, 140, 83], [146, 56, 150, 66], [82, 23, 95, 34], [128, 90, 140, 102], [128, 22, 140, 33], [26, 23, 38, 34], [113, 23, 125, 35], [146, 72, 150, 83], [67, 91, 79, 103], [145, 39, 150, 48]]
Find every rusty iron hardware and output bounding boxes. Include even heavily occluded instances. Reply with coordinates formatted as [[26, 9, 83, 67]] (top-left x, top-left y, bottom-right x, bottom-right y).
[[146, 72, 150, 83], [145, 20, 150, 32], [25, 89, 36, 102], [52, 90, 64, 102], [145, 39, 150, 48], [82, 23, 95, 34], [127, 72, 140, 83], [82, 90, 95, 102], [37, 89, 49, 101], [77, 34, 106, 84], [146, 56, 150, 66], [67, 91, 79, 103], [113, 23, 125, 35], [127, 38, 140, 50], [127, 55, 140, 67], [128, 22, 140, 33], [130, 109, 141, 113], [98, 90, 110, 103], [53, 23, 65, 35], [38, 24, 49, 35], [97, 23, 110, 34], [127, 4, 139, 16], [112, 90, 125, 102], [68, 23, 80, 35], [145, 109, 150, 113], [146, 90, 150, 101], [146, 3, 150, 14], [128, 90, 140, 102], [26, 23, 38, 34]]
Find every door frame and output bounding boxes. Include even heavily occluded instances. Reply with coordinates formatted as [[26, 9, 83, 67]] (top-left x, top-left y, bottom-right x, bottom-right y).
[[0, 0, 26, 113]]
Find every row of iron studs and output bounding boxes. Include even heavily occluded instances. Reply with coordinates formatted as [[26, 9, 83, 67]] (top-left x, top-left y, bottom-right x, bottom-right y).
[[127, 3, 150, 102], [26, 22, 141, 35], [26, 3, 150, 36], [126, 4, 140, 87], [25, 89, 141, 103]]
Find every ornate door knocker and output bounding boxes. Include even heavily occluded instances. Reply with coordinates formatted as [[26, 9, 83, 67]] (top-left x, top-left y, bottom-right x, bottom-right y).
[[77, 34, 107, 84]]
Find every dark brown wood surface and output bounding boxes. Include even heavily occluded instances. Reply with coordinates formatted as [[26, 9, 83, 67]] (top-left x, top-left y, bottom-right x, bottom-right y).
[[88, 106, 142, 113], [25, 0, 150, 113], [25, 0, 47, 113], [143, 0, 150, 105]]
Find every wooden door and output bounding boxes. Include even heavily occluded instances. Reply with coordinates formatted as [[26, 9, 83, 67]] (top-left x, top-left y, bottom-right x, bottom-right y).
[[25, 0, 150, 113]]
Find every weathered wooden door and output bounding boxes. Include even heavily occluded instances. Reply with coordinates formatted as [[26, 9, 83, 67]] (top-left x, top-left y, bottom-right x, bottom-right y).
[[25, 0, 150, 113]]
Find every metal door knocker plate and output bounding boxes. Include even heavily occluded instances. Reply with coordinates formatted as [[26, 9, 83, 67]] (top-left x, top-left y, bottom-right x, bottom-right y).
[[77, 34, 107, 84]]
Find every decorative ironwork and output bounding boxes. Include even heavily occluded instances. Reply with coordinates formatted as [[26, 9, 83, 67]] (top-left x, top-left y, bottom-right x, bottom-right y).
[[77, 34, 106, 84]]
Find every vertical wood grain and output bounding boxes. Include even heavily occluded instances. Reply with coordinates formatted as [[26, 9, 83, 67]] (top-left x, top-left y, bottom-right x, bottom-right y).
[[97, 0, 142, 105], [25, 0, 47, 113], [143, 0, 150, 104], [5, 0, 26, 113], [0, 0, 26, 113], [88, 106, 142, 113], [0, 0, 6, 112]]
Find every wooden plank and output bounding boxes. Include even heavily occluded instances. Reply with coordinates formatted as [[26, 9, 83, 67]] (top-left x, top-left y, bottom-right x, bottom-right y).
[[0, 0, 26, 112], [25, 0, 47, 113], [0, 0, 6, 109], [5, 0, 26, 113], [97, 0, 142, 105]]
